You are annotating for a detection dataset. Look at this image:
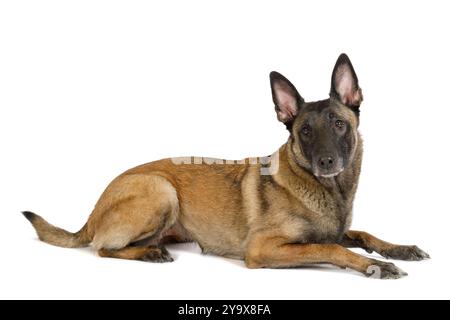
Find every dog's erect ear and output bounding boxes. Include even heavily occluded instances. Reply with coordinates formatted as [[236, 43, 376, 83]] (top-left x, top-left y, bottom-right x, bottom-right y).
[[330, 53, 363, 108], [270, 71, 304, 129]]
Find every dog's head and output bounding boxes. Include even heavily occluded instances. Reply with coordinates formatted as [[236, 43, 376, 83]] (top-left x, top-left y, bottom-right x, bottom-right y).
[[270, 54, 362, 178]]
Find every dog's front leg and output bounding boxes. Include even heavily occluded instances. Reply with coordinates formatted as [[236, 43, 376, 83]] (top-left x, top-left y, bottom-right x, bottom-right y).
[[245, 237, 407, 279], [342, 230, 430, 261]]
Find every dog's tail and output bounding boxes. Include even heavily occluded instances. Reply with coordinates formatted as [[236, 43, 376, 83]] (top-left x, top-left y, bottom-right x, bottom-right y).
[[22, 211, 91, 248]]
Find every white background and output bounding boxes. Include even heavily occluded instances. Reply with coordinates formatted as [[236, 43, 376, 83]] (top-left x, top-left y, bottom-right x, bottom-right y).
[[1, 0, 449, 299]]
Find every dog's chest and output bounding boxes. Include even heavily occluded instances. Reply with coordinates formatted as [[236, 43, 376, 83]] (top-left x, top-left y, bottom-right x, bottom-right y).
[[265, 181, 351, 244], [294, 199, 348, 244], [305, 206, 351, 243], [301, 174, 357, 242]]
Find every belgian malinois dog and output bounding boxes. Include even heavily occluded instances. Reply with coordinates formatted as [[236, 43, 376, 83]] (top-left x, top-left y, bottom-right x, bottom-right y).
[[23, 54, 429, 278]]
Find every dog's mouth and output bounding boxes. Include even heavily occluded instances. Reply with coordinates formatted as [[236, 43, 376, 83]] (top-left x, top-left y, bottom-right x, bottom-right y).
[[313, 167, 344, 178]]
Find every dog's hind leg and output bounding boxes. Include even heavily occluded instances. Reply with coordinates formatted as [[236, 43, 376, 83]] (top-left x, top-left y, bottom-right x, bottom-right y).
[[89, 174, 179, 263], [98, 245, 173, 262]]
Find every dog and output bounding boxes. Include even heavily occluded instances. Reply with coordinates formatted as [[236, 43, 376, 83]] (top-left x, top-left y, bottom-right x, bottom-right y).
[[23, 54, 429, 279]]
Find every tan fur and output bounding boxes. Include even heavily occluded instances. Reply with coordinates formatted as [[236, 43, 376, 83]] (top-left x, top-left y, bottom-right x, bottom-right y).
[[24, 137, 404, 274], [24, 57, 428, 277], [26, 139, 362, 258], [24, 112, 426, 278]]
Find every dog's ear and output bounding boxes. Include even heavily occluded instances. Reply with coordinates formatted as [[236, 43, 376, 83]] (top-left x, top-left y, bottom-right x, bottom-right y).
[[270, 71, 304, 129], [330, 53, 363, 108]]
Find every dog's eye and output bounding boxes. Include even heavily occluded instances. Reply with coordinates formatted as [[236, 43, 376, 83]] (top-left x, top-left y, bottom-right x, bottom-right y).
[[335, 120, 345, 129], [301, 125, 311, 136]]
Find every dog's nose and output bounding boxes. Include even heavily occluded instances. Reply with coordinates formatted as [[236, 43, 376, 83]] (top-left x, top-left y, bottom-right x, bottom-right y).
[[318, 156, 335, 170]]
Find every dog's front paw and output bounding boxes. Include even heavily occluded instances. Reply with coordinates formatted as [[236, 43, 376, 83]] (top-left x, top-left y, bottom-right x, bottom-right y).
[[380, 245, 430, 261], [365, 261, 408, 279]]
